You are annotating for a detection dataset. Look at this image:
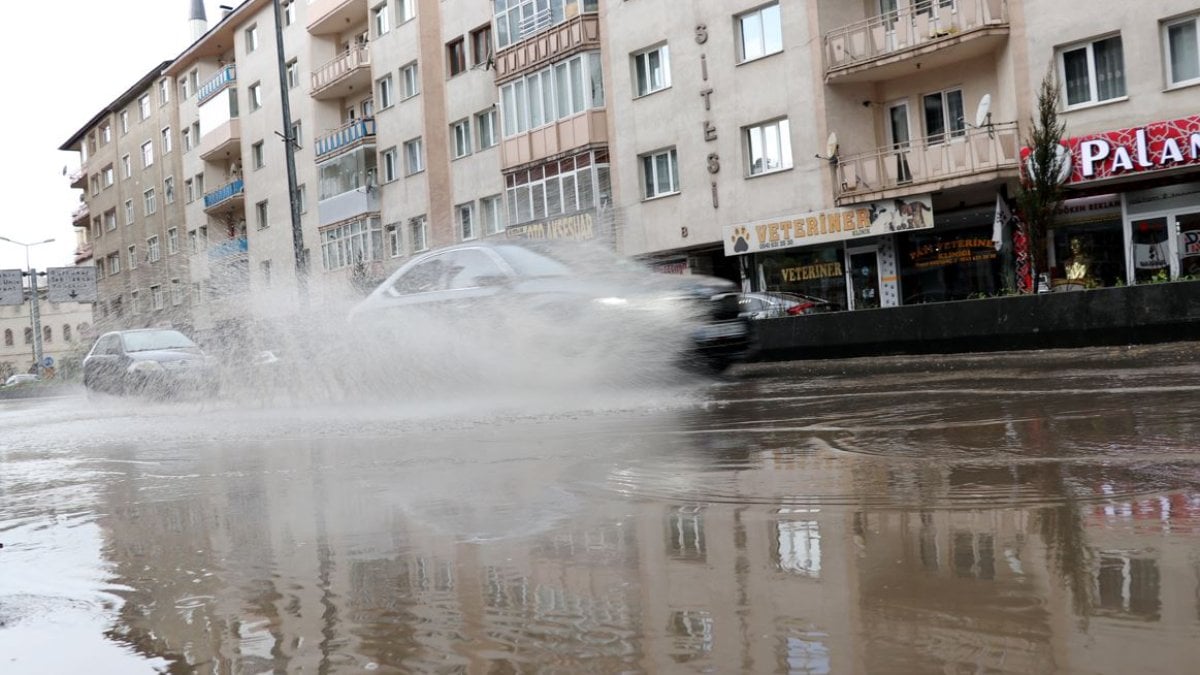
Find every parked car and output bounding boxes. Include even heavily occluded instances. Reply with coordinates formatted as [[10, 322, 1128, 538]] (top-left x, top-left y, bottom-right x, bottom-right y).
[[737, 292, 831, 320], [349, 241, 751, 372], [83, 328, 219, 398], [3, 374, 39, 388]]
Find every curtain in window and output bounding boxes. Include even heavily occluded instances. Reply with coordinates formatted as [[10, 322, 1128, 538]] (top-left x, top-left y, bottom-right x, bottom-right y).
[[1169, 21, 1199, 84], [1093, 36, 1125, 100], [1062, 48, 1091, 105]]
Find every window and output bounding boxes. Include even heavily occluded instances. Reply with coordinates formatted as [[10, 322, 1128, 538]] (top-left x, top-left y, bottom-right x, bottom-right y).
[[182, 126, 193, 151], [161, 127, 173, 154], [447, 37, 467, 77], [1059, 35, 1126, 107], [119, 110, 129, 134], [409, 216, 428, 253], [382, 147, 399, 182], [641, 148, 679, 199], [138, 94, 151, 120], [108, 252, 121, 275], [4, 329, 11, 346], [298, 184, 307, 213], [179, 76, 190, 99], [398, 0, 414, 22], [256, 200, 269, 229], [471, 24, 493, 67], [745, 118, 792, 176], [737, 2, 783, 62], [401, 62, 419, 99], [378, 74, 395, 108], [100, 123, 111, 145], [458, 202, 476, 240], [387, 222, 403, 257], [404, 137, 424, 174], [362, 99, 374, 118], [128, 290, 139, 314], [481, 195, 504, 235], [189, 70, 199, 96], [167, 227, 179, 254], [151, 285, 165, 310], [252, 141, 265, 169], [499, 52, 604, 137], [260, 261, 271, 286], [171, 280, 184, 306], [633, 44, 671, 96], [124, 199, 135, 225], [164, 176, 175, 204], [43, 326, 52, 344], [91, 176, 100, 196], [290, 120, 303, 148], [185, 178, 195, 203], [249, 82, 263, 111], [286, 59, 299, 89], [1164, 15, 1200, 87], [188, 229, 198, 254], [505, 150, 611, 224], [92, 217, 101, 238], [63, 324, 72, 343], [923, 89, 965, 143], [143, 188, 157, 215], [451, 119, 471, 159], [158, 78, 170, 106], [128, 245, 137, 270], [195, 173, 205, 196], [24, 327, 32, 345], [142, 141, 154, 168], [245, 25, 259, 52], [147, 235, 161, 262], [104, 209, 117, 231], [477, 108, 498, 149], [319, 217, 384, 270], [374, 2, 390, 36], [102, 164, 114, 188], [283, 0, 295, 26], [121, 154, 131, 178]]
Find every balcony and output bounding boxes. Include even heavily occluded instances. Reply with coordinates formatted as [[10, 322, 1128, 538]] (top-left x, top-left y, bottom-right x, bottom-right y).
[[197, 65, 237, 105], [494, 12, 600, 84], [74, 242, 94, 265], [315, 119, 376, 160], [311, 46, 372, 100], [69, 167, 86, 189], [209, 236, 248, 260], [834, 122, 1020, 205], [198, 118, 242, 162], [307, 0, 368, 35], [824, 0, 1009, 83], [501, 109, 608, 170], [203, 179, 245, 213], [72, 202, 90, 225]]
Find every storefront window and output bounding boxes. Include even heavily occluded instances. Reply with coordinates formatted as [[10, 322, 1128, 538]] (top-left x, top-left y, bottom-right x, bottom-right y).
[[1178, 213, 1200, 278], [760, 244, 847, 312], [1049, 220, 1123, 289], [898, 226, 1001, 303], [1131, 217, 1171, 284]]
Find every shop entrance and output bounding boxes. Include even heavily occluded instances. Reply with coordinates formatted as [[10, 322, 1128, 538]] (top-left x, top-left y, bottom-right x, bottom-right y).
[[1177, 211, 1200, 278], [1131, 209, 1200, 282], [847, 246, 882, 310]]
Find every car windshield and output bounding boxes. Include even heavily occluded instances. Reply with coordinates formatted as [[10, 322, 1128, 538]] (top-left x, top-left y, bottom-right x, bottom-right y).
[[121, 330, 197, 352]]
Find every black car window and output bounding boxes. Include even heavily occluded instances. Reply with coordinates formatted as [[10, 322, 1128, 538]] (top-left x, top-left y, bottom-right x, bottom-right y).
[[441, 249, 508, 290], [391, 255, 452, 295], [95, 335, 120, 355]]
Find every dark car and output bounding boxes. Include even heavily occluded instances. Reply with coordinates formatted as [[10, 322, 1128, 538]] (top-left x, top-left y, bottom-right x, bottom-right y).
[[737, 292, 831, 320], [348, 240, 750, 372], [83, 329, 219, 398]]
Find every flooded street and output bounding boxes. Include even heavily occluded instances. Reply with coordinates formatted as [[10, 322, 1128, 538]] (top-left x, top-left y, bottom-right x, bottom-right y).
[[2, 344, 1200, 674]]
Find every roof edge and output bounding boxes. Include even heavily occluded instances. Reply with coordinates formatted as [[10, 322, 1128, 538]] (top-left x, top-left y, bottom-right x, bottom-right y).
[[59, 61, 172, 151]]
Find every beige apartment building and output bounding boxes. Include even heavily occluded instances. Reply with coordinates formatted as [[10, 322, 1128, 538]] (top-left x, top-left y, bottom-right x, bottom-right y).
[[60, 0, 1200, 338], [0, 294, 94, 377]]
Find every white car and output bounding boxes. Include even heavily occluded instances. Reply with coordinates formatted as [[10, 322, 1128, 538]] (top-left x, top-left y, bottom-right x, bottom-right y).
[[3, 374, 39, 388]]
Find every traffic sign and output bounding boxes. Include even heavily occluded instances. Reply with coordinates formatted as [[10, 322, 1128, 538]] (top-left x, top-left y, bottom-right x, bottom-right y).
[[0, 269, 22, 306], [43, 356, 54, 368], [46, 266, 97, 303]]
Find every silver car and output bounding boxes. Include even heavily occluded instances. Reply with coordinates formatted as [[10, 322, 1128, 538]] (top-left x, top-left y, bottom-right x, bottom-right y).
[[83, 329, 219, 398]]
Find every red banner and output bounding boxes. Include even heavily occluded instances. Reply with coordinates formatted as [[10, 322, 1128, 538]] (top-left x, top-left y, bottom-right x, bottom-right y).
[[1023, 114, 1200, 185]]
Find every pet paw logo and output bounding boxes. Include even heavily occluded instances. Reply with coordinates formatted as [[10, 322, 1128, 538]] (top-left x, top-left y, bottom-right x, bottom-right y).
[[731, 226, 751, 253]]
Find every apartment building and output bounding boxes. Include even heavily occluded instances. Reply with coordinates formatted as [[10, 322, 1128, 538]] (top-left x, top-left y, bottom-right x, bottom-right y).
[[61, 64, 193, 332]]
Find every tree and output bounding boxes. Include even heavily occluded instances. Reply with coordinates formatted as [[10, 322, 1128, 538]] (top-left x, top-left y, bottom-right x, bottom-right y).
[[1016, 70, 1068, 286]]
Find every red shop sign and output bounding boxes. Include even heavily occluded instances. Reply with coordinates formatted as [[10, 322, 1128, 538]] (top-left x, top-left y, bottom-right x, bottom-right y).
[[1023, 114, 1200, 185]]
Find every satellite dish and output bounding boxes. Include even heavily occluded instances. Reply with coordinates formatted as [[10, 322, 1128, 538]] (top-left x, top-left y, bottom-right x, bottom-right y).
[[826, 131, 839, 159], [974, 94, 992, 128]]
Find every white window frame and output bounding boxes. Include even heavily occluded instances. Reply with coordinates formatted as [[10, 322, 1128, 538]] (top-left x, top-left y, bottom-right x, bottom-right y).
[[164, 176, 175, 204], [121, 154, 131, 178], [1057, 34, 1127, 108], [400, 62, 419, 99], [182, 127, 192, 151], [378, 74, 395, 108], [382, 147, 399, 182], [499, 52, 604, 138], [143, 187, 157, 215], [737, 2, 783, 63], [640, 148, 680, 199], [256, 200, 270, 229], [119, 110, 129, 135], [138, 94, 151, 120], [451, 119, 471, 159], [744, 118, 793, 176], [477, 108, 498, 149], [151, 285, 165, 311], [124, 199, 135, 225], [458, 202, 476, 240], [171, 280, 184, 306], [374, 2, 391, 37], [398, 0, 415, 23], [633, 44, 671, 97], [158, 78, 170, 106], [167, 227, 179, 255], [128, 245, 137, 270], [404, 137, 424, 175], [921, 87, 966, 144], [481, 195, 504, 235], [161, 126, 172, 154], [102, 164, 114, 188], [252, 141, 265, 169], [1163, 14, 1200, 88], [319, 217, 384, 271], [147, 235, 162, 263], [283, 1, 296, 26], [409, 216, 428, 253], [249, 82, 263, 111], [141, 141, 154, 168], [286, 59, 299, 89], [245, 25, 259, 52], [108, 252, 121, 275]]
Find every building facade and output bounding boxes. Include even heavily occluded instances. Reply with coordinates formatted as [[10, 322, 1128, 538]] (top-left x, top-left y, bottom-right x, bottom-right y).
[[0, 293, 94, 378], [60, 0, 1200, 340]]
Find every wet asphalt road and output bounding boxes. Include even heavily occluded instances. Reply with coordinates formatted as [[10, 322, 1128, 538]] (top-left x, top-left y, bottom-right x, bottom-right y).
[[2, 343, 1200, 674]]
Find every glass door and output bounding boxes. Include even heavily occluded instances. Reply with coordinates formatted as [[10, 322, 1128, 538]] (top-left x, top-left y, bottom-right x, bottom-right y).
[[848, 246, 882, 310], [888, 101, 913, 183], [1175, 211, 1200, 278], [1132, 217, 1170, 283]]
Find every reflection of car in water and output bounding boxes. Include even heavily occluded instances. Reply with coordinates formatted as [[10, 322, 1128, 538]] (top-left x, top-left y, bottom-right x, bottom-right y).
[[3, 374, 39, 388], [349, 241, 751, 372], [83, 329, 219, 398], [737, 292, 831, 320]]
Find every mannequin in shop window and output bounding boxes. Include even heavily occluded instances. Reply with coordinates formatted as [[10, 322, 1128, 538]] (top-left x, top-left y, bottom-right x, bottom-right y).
[[1062, 237, 1097, 289]]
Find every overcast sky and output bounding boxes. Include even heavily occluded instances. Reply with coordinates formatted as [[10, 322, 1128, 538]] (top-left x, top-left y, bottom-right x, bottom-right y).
[[0, 1, 232, 272]]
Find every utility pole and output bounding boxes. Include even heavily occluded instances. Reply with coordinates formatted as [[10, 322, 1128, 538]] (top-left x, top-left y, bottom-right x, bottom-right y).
[[272, 0, 307, 301]]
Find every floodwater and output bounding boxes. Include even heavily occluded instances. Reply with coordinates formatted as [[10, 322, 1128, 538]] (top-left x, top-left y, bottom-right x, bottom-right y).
[[2, 344, 1200, 674]]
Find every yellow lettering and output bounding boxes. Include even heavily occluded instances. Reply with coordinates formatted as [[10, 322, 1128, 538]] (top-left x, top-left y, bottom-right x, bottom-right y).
[[755, 224, 768, 243], [856, 209, 870, 230], [806, 217, 818, 236], [828, 212, 842, 233], [769, 222, 780, 242]]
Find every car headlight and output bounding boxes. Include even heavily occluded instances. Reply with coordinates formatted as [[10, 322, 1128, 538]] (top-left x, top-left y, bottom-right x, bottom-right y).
[[593, 297, 629, 307], [128, 361, 164, 374]]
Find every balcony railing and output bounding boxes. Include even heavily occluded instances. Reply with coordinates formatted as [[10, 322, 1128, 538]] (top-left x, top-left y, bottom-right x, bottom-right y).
[[835, 122, 1020, 202], [198, 65, 237, 104], [824, 0, 1008, 76], [71, 203, 90, 223], [311, 46, 370, 97], [74, 242, 94, 264], [494, 12, 600, 83], [209, 236, 248, 260], [203, 178, 245, 210], [68, 167, 86, 189], [315, 119, 376, 159]]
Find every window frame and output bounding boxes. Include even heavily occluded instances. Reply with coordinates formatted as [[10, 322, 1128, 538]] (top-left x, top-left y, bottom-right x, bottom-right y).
[[640, 147, 680, 200], [633, 43, 672, 97], [252, 140, 266, 169], [256, 200, 270, 230], [245, 24, 259, 52], [143, 187, 157, 216], [736, 2, 784, 64], [457, 202, 476, 241], [409, 216, 428, 253], [481, 195, 505, 235], [447, 37, 467, 77], [451, 119, 472, 159], [124, 199, 135, 225], [404, 137, 425, 175], [400, 62, 420, 99], [378, 74, 395, 108], [147, 235, 162, 263], [744, 118, 793, 177], [398, 0, 415, 23], [382, 147, 399, 182], [141, 140, 154, 168], [1162, 14, 1200, 89], [249, 82, 263, 111], [1057, 33, 1127, 109], [167, 227, 179, 255], [373, 2, 391, 37], [921, 87, 966, 144]]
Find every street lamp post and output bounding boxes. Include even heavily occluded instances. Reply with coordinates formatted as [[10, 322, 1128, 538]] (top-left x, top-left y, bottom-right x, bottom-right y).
[[0, 236, 55, 378]]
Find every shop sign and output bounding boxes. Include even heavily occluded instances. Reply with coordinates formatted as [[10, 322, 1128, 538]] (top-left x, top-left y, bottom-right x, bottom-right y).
[[1051, 194, 1121, 227], [779, 261, 843, 282], [652, 259, 689, 275], [1055, 114, 1200, 185], [909, 237, 998, 270], [1181, 231, 1200, 259], [506, 211, 596, 241], [723, 195, 933, 256]]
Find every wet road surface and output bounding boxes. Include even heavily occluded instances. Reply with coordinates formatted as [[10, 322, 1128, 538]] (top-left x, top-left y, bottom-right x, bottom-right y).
[[2, 344, 1200, 673]]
